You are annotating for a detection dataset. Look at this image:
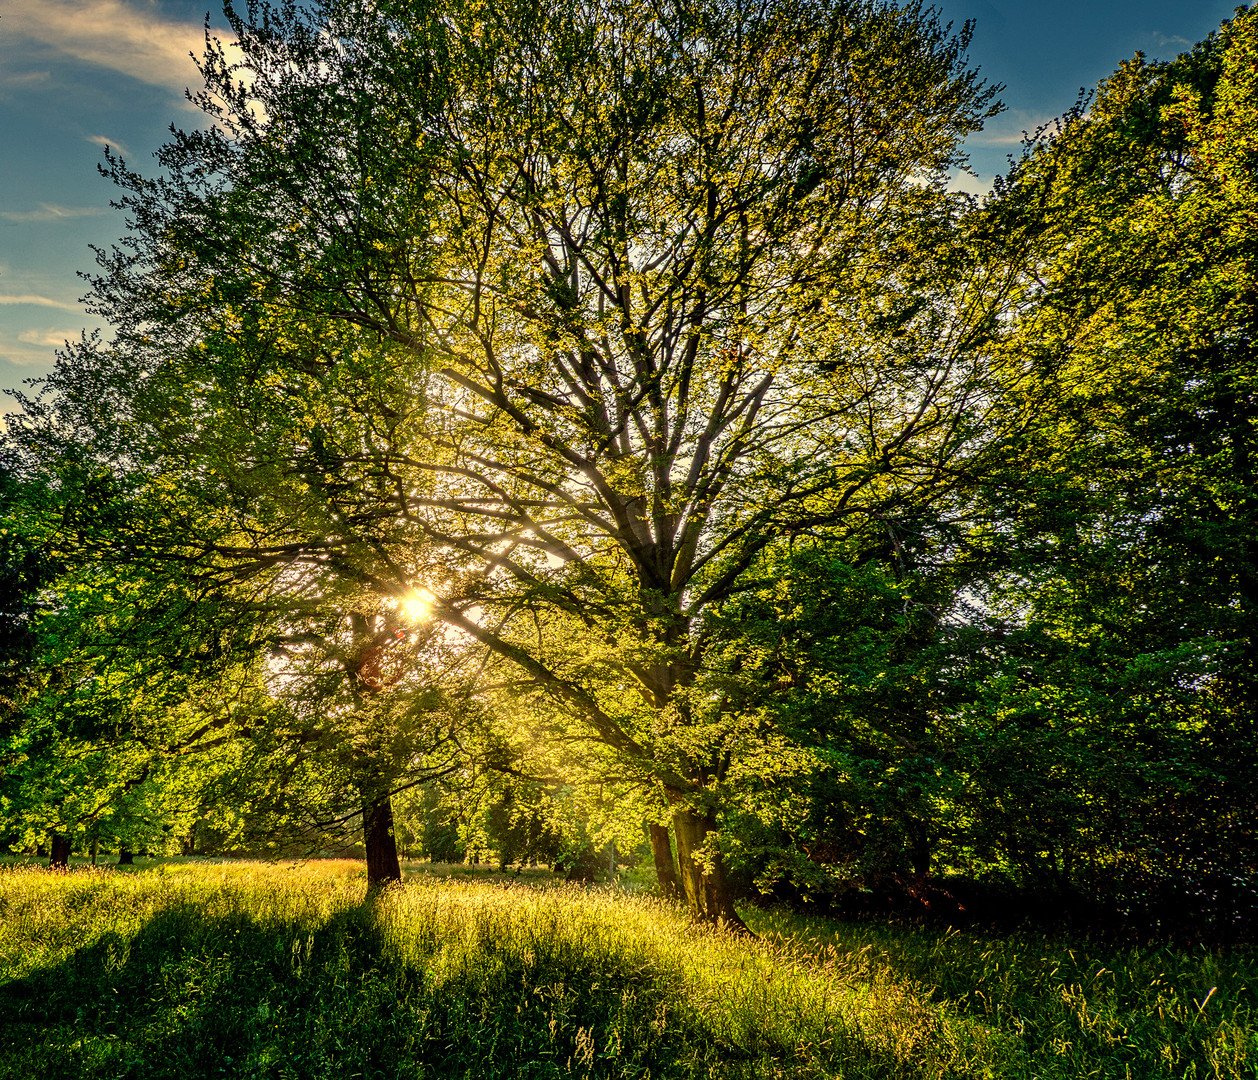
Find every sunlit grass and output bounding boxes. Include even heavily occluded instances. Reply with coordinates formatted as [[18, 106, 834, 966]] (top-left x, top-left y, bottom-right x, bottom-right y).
[[0, 859, 1254, 1078]]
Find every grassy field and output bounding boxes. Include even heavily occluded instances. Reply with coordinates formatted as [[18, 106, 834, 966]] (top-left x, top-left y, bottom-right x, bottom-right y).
[[0, 859, 1253, 1079]]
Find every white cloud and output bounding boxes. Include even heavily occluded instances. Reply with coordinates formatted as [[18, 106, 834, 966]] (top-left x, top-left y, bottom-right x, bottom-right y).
[[0, 339, 62, 368], [0, 294, 82, 311], [17, 328, 80, 348], [0, 203, 107, 224], [86, 134, 132, 157], [967, 110, 1064, 149], [2, 0, 230, 99], [947, 173, 995, 197]]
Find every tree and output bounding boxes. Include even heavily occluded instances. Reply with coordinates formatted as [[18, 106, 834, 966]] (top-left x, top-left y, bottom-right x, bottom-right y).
[[957, 6, 1258, 923], [253, 590, 481, 883], [696, 539, 963, 894], [20, 0, 1022, 921], [0, 458, 261, 865]]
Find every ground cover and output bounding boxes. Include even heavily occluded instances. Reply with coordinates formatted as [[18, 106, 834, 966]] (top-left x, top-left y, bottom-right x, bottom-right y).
[[0, 859, 1253, 1078]]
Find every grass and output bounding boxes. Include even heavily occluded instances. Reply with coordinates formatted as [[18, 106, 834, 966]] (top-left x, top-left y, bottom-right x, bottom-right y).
[[0, 859, 1253, 1078]]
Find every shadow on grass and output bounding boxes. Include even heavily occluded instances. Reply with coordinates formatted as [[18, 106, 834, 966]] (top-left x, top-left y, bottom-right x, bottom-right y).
[[748, 907, 1258, 1080], [0, 888, 983, 1080]]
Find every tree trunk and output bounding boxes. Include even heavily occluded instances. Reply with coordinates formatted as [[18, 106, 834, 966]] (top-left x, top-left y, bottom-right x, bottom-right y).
[[90, 832, 99, 866], [672, 807, 750, 933], [364, 794, 402, 891], [910, 823, 931, 878], [49, 834, 71, 869], [649, 823, 682, 901], [118, 848, 134, 865]]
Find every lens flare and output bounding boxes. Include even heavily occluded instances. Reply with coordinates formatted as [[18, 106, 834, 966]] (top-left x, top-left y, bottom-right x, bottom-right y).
[[401, 589, 434, 622]]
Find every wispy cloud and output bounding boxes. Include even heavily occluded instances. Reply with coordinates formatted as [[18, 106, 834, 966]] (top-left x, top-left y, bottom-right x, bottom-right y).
[[86, 134, 132, 157], [17, 328, 80, 348], [967, 110, 1067, 148], [2, 0, 229, 99], [0, 339, 63, 368], [0, 294, 81, 311], [1149, 32, 1193, 51], [0, 203, 106, 224], [3, 69, 51, 88]]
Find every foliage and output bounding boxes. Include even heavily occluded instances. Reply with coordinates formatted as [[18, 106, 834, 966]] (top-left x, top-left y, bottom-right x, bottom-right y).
[[0, 461, 267, 858], [949, 5, 1258, 909], [11, 0, 1016, 917], [684, 541, 958, 893]]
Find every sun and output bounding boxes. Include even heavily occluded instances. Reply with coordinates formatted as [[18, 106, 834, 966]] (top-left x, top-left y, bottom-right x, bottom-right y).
[[400, 589, 433, 623]]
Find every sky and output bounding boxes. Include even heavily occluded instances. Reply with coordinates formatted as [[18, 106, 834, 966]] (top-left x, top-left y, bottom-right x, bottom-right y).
[[0, 0, 1244, 399]]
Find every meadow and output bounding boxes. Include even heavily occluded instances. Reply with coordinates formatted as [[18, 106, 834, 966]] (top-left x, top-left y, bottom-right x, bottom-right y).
[[0, 859, 1253, 1079]]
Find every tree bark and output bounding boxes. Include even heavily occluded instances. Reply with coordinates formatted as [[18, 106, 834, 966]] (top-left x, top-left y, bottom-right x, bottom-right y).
[[118, 848, 134, 865], [364, 794, 402, 891], [649, 823, 682, 901], [49, 834, 71, 869], [671, 807, 750, 933], [910, 823, 931, 878]]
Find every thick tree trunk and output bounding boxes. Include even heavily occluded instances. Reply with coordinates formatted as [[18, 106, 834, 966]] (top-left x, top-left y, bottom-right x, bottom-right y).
[[90, 832, 99, 866], [364, 794, 402, 891], [118, 848, 134, 865], [672, 807, 750, 933], [49, 835, 71, 869], [649, 823, 682, 901]]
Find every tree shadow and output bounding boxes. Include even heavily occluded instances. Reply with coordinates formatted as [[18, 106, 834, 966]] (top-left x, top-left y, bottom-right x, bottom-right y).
[[1, 895, 964, 1080]]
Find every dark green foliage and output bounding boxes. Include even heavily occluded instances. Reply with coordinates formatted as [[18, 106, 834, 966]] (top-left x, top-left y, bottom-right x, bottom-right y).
[[705, 543, 955, 892], [0, 462, 61, 708], [410, 782, 466, 864], [483, 786, 562, 872], [945, 5, 1258, 924]]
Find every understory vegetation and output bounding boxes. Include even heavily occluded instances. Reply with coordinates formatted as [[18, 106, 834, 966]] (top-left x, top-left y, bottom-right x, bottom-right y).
[[1, 860, 1254, 1079]]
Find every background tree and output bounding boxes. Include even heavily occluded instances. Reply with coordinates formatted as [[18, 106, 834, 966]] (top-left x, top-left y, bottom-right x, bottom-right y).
[[0, 457, 264, 865], [950, 5, 1258, 931], [699, 540, 962, 896]]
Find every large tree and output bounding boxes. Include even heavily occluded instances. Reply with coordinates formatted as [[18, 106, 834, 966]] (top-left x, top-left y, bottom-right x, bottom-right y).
[[21, 0, 1024, 919]]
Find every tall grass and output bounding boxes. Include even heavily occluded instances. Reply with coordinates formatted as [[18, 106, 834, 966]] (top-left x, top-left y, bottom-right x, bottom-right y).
[[746, 909, 1258, 1080], [0, 860, 1253, 1078]]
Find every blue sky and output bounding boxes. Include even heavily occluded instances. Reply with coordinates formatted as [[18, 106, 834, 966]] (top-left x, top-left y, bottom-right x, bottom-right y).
[[0, 0, 1243, 399]]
